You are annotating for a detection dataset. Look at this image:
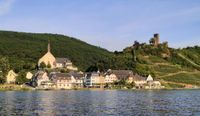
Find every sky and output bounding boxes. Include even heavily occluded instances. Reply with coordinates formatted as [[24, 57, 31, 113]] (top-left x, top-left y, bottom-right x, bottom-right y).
[[0, 0, 200, 51]]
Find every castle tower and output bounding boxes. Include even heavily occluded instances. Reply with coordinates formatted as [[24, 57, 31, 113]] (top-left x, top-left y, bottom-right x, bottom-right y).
[[154, 33, 160, 46]]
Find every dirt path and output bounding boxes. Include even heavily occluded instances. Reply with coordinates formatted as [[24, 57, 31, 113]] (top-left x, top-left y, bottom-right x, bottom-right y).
[[178, 53, 200, 68], [159, 71, 200, 88], [154, 62, 172, 66], [159, 70, 199, 78]]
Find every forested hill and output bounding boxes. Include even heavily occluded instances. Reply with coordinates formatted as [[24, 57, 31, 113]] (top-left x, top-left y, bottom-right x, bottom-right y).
[[1, 30, 200, 87], [0, 30, 112, 71]]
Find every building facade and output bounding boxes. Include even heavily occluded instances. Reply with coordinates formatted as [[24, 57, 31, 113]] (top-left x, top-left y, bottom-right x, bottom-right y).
[[105, 69, 134, 82], [55, 58, 78, 71], [50, 73, 74, 89], [104, 73, 118, 83], [50, 72, 84, 89], [84, 72, 104, 88], [69, 72, 84, 88]]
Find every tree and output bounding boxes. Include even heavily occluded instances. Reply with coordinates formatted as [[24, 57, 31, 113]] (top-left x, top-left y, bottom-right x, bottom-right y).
[[60, 68, 69, 73], [0, 57, 10, 83], [126, 82, 135, 89], [133, 41, 140, 49], [40, 62, 46, 69], [23, 63, 36, 70], [16, 71, 29, 84], [131, 48, 137, 62], [47, 63, 51, 68], [163, 42, 168, 48], [86, 65, 98, 72], [149, 38, 155, 45]]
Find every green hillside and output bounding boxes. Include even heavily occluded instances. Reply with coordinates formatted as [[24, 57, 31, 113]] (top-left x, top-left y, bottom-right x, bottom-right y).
[[0, 30, 112, 72], [121, 41, 200, 88], [1, 30, 200, 88]]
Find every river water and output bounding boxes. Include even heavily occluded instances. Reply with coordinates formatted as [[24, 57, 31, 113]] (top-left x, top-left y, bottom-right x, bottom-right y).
[[0, 90, 200, 116]]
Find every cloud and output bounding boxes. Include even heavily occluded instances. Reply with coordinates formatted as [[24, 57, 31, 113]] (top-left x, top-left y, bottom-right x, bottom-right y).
[[0, 0, 15, 15]]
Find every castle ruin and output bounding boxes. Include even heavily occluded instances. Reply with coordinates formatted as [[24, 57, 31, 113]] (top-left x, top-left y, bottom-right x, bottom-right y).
[[150, 33, 160, 46]]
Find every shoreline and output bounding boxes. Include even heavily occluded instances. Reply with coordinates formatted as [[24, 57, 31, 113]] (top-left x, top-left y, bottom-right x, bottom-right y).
[[0, 84, 200, 91]]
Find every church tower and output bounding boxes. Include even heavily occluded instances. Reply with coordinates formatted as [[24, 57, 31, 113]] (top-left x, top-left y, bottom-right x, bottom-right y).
[[38, 41, 56, 69], [48, 40, 50, 52]]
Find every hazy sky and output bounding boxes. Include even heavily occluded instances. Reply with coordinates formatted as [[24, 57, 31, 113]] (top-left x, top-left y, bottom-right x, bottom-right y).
[[1, 0, 200, 51]]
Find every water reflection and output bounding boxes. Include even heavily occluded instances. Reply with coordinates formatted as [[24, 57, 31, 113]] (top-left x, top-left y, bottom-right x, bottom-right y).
[[0, 90, 200, 115]]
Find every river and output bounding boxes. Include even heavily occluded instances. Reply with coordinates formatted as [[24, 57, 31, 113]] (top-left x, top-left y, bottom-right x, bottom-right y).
[[0, 90, 200, 116]]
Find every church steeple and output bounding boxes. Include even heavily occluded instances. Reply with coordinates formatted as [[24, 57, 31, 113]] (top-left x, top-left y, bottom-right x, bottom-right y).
[[48, 40, 50, 52]]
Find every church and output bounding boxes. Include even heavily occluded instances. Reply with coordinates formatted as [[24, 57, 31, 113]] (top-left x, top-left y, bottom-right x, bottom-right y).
[[38, 42, 78, 71]]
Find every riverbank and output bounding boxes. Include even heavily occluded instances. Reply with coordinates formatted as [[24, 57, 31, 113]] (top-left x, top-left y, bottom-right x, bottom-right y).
[[0, 84, 200, 91], [0, 84, 33, 91]]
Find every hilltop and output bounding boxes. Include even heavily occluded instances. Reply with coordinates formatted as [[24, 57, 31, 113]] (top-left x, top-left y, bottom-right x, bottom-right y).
[[120, 34, 200, 88]]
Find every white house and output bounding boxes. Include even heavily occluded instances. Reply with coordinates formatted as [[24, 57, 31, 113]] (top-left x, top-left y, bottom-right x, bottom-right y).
[[84, 72, 104, 88], [31, 71, 50, 87], [49, 72, 84, 89], [104, 73, 118, 83], [146, 75, 154, 82], [26, 72, 33, 79], [6, 70, 18, 84], [50, 73, 74, 89], [69, 72, 84, 88], [145, 74, 163, 89]]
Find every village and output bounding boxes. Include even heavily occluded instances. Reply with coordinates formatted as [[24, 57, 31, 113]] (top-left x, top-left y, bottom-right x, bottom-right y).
[[4, 34, 164, 90]]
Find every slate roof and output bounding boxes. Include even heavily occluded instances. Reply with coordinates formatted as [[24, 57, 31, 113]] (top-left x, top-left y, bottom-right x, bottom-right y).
[[34, 71, 46, 79], [55, 73, 71, 77], [68, 71, 84, 80], [50, 73, 72, 80], [107, 70, 134, 80], [133, 74, 146, 81], [56, 58, 71, 63], [50, 72, 84, 80]]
